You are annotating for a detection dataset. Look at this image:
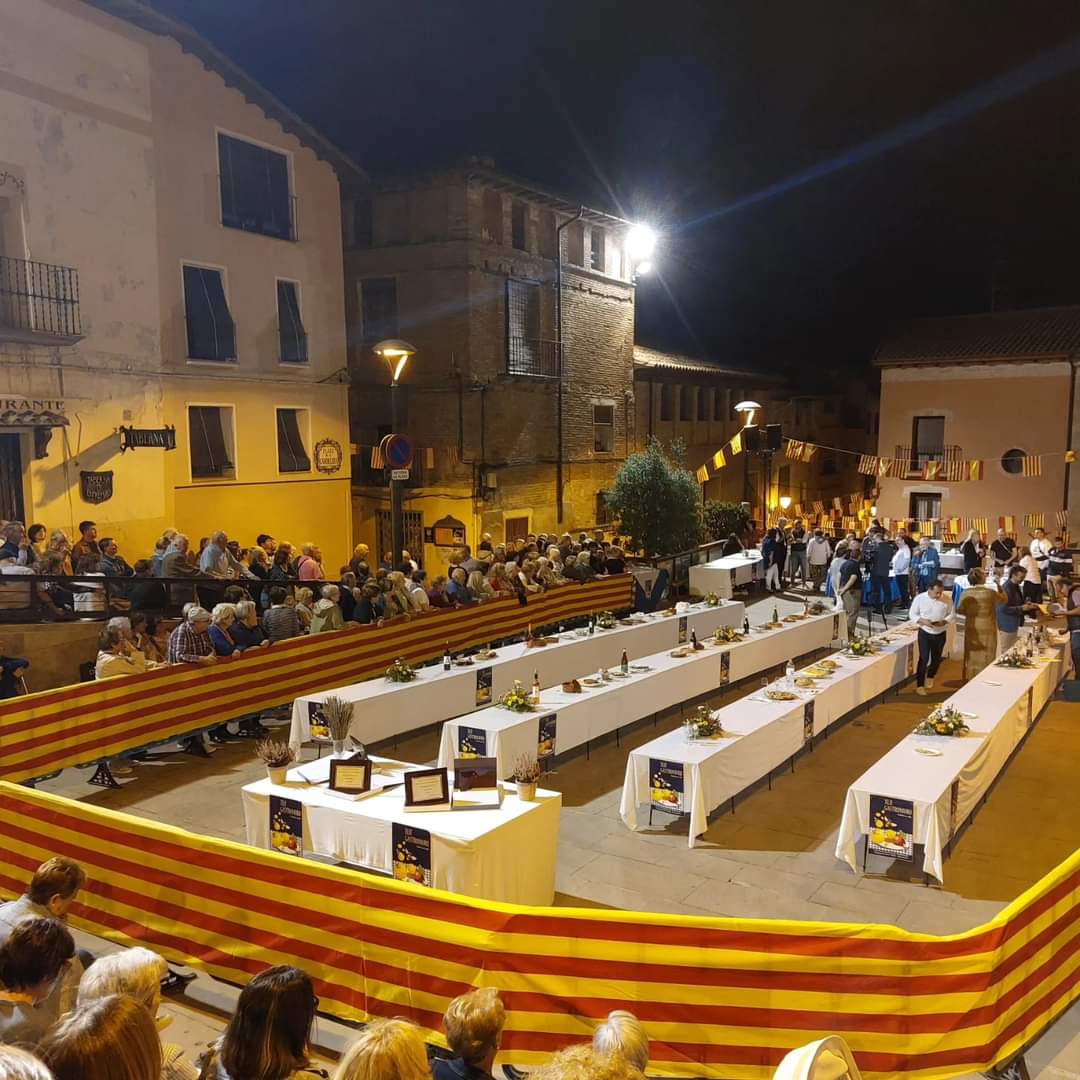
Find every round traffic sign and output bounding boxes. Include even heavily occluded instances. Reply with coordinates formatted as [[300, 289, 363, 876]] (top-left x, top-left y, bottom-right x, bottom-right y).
[[382, 433, 414, 469]]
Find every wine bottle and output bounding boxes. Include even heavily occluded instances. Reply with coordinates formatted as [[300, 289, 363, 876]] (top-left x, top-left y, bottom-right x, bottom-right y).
[[621, 649, 629, 675], [691, 627, 699, 649], [443, 642, 451, 671], [530, 671, 541, 705], [743, 614, 750, 634], [772, 606, 779, 624], [588, 612, 595, 635]]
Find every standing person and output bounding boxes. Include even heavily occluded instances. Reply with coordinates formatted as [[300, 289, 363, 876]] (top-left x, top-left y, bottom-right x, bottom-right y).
[[160, 535, 201, 607], [70, 520, 100, 566], [806, 529, 830, 593], [891, 535, 912, 610], [296, 544, 325, 582], [788, 525, 809, 588], [827, 540, 849, 600], [908, 578, 954, 695], [912, 537, 941, 594], [869, 531, 897, 616], [1029, 528, 1052, 591], [1018, 545, 1043, 603], [996, 564, 1034, 655], [1054, 575, 1080, 676], [762, 529, 782, 592], [990, 528, 1018, 574], [1047, 537, 1072, 601], [960, 529, 984, 574], [721, 531, 744, 557], [956, 569, 999, 679], [836, 543, 863, 637]]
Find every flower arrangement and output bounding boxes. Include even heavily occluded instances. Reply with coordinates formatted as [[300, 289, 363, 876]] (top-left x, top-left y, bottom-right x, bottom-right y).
[[703, 592, 721, 607], [914, 703, 970, 737], [595, 610, 616, 630], [683, 704, 723, 740], [714, 625, 743, 644], [385, 656, 418, 682], [511, 755, 543, 784], [845, 637, 874, 657], [499, 680, 536, 712], [996, 647, 1035, 669], [255, 739, 295, 769]]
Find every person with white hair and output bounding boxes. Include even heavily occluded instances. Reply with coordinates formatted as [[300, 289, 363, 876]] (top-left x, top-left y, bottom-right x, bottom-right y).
[[76, 946, 199, 1080], [310, 584, 344, 634], [166, 607, 217, 666], [296, 542, 325, 582], [592, 1010, 649, 1072]]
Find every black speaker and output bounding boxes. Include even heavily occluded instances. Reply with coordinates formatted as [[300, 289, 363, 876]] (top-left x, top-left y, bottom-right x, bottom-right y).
[[766, 423, 783, 452], [742, 425, 762, 453]]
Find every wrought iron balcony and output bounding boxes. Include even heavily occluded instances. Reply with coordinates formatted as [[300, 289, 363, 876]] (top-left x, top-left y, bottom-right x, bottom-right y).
[[894, 444, 963, 477], [508, 336, 561, 377], [0, 256, 83, 344]]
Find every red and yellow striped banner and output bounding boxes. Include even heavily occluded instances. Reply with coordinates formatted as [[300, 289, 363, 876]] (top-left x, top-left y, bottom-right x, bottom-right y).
[[0, 577, 631, 783], [0, 783, 1075, 1080]]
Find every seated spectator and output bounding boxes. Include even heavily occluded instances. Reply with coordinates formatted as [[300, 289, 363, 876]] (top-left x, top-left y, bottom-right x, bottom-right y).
[[338, 573, 358, 621], [426, 576, 452, 609], [478, 532, 494, 553], [39, 993, 161, 1080], [99, 538, 133, 578], [77, 946, 197, 1080], [127, 560, 167, 610], [95, 626, 148, 679], [605, 547, 627, 575], [200, 965, 327, 1080], [31, 552, 73, 618], [529, 1044, 643, 1080], [257, 534, 278, 559], [384, 572, 418, 618], [263, 587, 301, 642], [201, 531, 251, 580], [0, 643, 28, 699], [27, 524, 47, 561], [45, 530, 74, 575], [150, 532, 175, 577], [335, 1018, 428, 1080], [160, 536, 201, 607], [0, 522, 29, 566], [0, 918, 75, 1047], [0, 1045, 52, 1079], [518, 560, 542, 594], [400, 549, 419, 574], [467, 569, 494, 602], [562, 553, 586, 583], [131, 613, 167, 665], [592, 1010, 649, 1072], [232, 600, 269, 650], [310, 586, 345, 634], [293, 587, 315, 631], [446, 568, 471, 605], [487, 564, 513, 596], [166, 607, 217, 666], [248, 546, 271, 582], [352, 580, 383, 624], [433, 988, 505, 1080], [70, 520, 100, 567], [348, 543, 370, 578], [534, 558, 558, 590], [296, 544, 325, 582], [406, 571, 429, 610], [209, 604, 239, 657]]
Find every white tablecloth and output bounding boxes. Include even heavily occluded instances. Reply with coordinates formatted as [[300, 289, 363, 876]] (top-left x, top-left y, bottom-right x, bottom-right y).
[[836, 640, 1066, 882], [620, 628, 916, 846], [439, 610, 843, 784], [689, 551, 763, 598], [241, 756, 561, 904], [288, 602, 745, 750]]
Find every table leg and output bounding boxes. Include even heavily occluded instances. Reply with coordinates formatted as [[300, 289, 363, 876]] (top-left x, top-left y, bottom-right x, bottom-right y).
[[862, 834, 869, 872]]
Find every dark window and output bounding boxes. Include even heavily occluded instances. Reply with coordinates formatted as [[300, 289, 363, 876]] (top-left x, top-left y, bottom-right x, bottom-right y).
[[821, 453, 836, 476], [507, 279, 555, 375], [566, 221, 585, 266], [539, 210, 557, 259], [680, 386, 692, 421], [482, 189, 502, 243], [595, 490, 611, 525], [1001, 448, 1026, 475], [714, 389, 725, 421], [188, 406, 235, 479], [351, 198, 372, 248], [912, 415, 945, 468], [276, 408, 311, 472], [511, 201, 527, 251], [697, 387, 709, 421], [183, 265, 235, 361], [277, 281, 307, 363], [660, 384, 672, 421], [778, 465, 791, 488], [910, 492, 941, 521], [593, 404, 615, 453], [590, 226, 606, 272], [217, 133, 293, 241], [361, 278, 398, 344]]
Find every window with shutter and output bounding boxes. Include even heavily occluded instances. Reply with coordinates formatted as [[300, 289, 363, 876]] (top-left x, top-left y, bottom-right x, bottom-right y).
[[361, 278, 398, 343], [183, 266, 236, 361], [277, 281, 307, 363], [218, 133, 294, 241], [188, 406, 235, 479], [276, 408, 311, 473]]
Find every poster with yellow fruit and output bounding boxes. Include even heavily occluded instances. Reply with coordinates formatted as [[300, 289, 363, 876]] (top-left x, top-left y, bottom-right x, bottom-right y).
[[649, 758, 684, 814], [868, 795, 913, 861], [392, 823, 432, 886]]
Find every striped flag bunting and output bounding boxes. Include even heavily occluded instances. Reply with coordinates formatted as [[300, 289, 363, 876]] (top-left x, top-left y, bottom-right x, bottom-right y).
[[1002, 515, 1016, 534], [801, 443, 817, 462], [370, 444, 385, 469], [696, 464, 710, 484], [971, 517, 989, 534], [968, 460, 984, 481], [786, 440, 806, 461], [1056, 510, 1069, 529], [947, 517, 962, 536], [0, 577, 633, 785], [857, 454, 879, 475], [1067, 450, 1077, 464], [1022, 456, 1043, 477], [833, 497, 843, 510], [919, 519, 936, 536], [813, 501, 824, 513], [0, 786, 1075, 1080], [711, 448, 727, 471], [729, 431, 743, 456], [1025, 513, 1045, 530], [923, 460, 941, 481]]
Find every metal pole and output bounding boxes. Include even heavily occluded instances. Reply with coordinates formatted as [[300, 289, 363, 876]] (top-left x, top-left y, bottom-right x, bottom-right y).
[[555, 208, 584, 525], [390, 380, 404, 570]]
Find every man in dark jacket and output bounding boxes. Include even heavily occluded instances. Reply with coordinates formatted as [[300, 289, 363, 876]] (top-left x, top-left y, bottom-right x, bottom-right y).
[[869, 531, 897, 615]]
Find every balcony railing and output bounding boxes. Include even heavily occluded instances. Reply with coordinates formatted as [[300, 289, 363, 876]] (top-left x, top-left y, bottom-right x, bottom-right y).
[[508, 336, 561, 377], [894, 444, 963, 477], [0, 256, 82, 344]]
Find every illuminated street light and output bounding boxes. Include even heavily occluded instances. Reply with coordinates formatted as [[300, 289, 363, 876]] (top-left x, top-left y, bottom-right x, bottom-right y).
[[625, 223, 657, 263], [734, 399, 761, 428], [779, 496, 792, 511], [373, 338, 417, 385]]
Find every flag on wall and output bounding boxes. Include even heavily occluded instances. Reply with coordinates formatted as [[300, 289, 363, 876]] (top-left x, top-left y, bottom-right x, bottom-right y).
[[729, 431, 743, 456], [947, 517, 962, 536], [1024, 512, 1045, 530], [919, 520, 935, 536], [695, 464, 709, 484], [1022, 456, 1042, 477], [1055, 510, 1069, 529], [812, 500, 824, 513], [1002, 515, 1016, 534], [711, 448, 727, 470], [972, 517, 989, 534], [968, 460, 984, 481], [857, 454, 879, 475], [786, 439, 805, 461]]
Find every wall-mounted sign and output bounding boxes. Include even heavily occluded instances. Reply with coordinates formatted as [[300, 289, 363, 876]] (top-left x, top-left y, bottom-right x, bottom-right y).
[[424, 516, 467, 547], [119, 425, 176, 453], [315, 438, 344, 474], [80, 470, 113, 504]]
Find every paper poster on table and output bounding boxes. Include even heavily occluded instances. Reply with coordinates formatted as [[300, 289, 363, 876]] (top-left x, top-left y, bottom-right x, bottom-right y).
[[392, 823, 432, 887], [268, 795, 303, 857], [729, 568, 737, 590], [803, 699, 815, 744], [457, 726, 487, 759], [649, 758, 684, 814], [719, 651, 731, 685], [307, 701, 329, 740], [868, 795, 914, 861], [537, 713, 557, 758], [949, 779, 960, 838], [678, 616, 688, 644], [907, 643, 916, 677], [832, 613, 841, 640], [475, 667, 493, 707]]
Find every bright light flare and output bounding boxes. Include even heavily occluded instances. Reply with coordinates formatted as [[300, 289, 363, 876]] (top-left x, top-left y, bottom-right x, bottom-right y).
[[625, 223, 657, 263]]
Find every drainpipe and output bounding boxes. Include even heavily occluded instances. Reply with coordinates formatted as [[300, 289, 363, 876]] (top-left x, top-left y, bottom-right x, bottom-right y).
[[555, 207, 584, 524], [1066, 357, 1077, 514]]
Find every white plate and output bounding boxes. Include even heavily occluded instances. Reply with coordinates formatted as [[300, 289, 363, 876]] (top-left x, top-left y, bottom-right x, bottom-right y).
[[915, 746, 943, 757]]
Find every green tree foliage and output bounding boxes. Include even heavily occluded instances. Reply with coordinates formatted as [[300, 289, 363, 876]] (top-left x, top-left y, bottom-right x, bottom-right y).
[[606, 439, 703, 556], [703, 500, 749, 542]]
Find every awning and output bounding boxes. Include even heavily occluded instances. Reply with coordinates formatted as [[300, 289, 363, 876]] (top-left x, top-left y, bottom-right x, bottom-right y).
[[0, 410, 68, 427]]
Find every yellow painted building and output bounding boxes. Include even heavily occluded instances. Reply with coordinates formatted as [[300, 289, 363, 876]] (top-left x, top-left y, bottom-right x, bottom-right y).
[[0, 0, 359, 571]]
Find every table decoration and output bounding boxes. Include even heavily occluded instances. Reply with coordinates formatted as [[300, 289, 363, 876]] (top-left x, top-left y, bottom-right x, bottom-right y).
[[996, 648, 1035, 668], [683, 704, 723, 742], [256, 738, 296, 785], [845, 637, 875, 657], [913, 703, 970, 737], [714, 624, 743, 644], [703, 592, 722, 607], [596, 610, 617, 630], [499, 680, 537, 712], [321, 695, 358, 757], [385, 657, 418, 683], [511, 755, 542, 801]]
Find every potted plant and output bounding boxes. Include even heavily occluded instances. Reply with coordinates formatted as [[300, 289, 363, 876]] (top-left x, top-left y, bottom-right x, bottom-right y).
[[256, 739, 295, 785], [511, 755, 542, 802], [385, 656, 418, 682], [322, 695, 358, 757]]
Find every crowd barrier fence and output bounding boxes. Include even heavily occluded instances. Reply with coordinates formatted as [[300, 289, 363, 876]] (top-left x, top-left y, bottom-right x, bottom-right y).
[[0, 782, 1076, 1080], [0, 576, 632, 783]]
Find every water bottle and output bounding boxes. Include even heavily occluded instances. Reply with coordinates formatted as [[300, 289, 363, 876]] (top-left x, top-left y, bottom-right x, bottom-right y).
[[785, 659, 795, 687]]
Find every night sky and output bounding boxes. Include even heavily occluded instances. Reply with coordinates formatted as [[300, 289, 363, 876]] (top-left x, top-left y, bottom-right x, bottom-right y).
[[156, 0, 1080, 377]]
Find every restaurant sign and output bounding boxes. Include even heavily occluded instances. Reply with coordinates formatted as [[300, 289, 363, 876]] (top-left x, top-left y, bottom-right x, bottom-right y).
[[80, 470, 113, 504]]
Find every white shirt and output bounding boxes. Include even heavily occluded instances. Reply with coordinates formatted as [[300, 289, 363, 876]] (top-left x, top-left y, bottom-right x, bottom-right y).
[[908, 592, 954, 635], [1029, 538, 1051, 565], [1020, 553, 1041, 585], [891, 544, 911, 575], [807, 536, 831, 565]]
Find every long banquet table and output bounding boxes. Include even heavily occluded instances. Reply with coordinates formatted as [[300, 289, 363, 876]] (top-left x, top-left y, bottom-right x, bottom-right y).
[[836, 636, 1067, 882], [439, 609, 843, 783], [288, 600, 745, 750], [242, 755, 560, 905], [688, 550, 763, 599], [620, 626, 927, 847]]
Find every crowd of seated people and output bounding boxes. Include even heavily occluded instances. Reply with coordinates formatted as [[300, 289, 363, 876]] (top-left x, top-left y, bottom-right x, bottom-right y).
[[0, 854, 671, 1080]]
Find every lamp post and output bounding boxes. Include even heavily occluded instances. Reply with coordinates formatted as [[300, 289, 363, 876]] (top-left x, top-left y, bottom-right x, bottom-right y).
[[373, 338, 417, 570], [734, 400, 761, 509]]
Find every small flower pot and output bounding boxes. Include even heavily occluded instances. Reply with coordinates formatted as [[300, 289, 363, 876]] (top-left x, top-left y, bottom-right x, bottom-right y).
[[517, 781, 537, 802], [267, 765, 289, 785]]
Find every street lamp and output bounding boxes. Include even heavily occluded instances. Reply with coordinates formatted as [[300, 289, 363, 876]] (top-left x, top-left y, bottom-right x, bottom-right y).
[[779, 496, 792, 511], [734, 400, 761, 509], [734, 399, 761, 428], [373, 338, 418, 572]]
